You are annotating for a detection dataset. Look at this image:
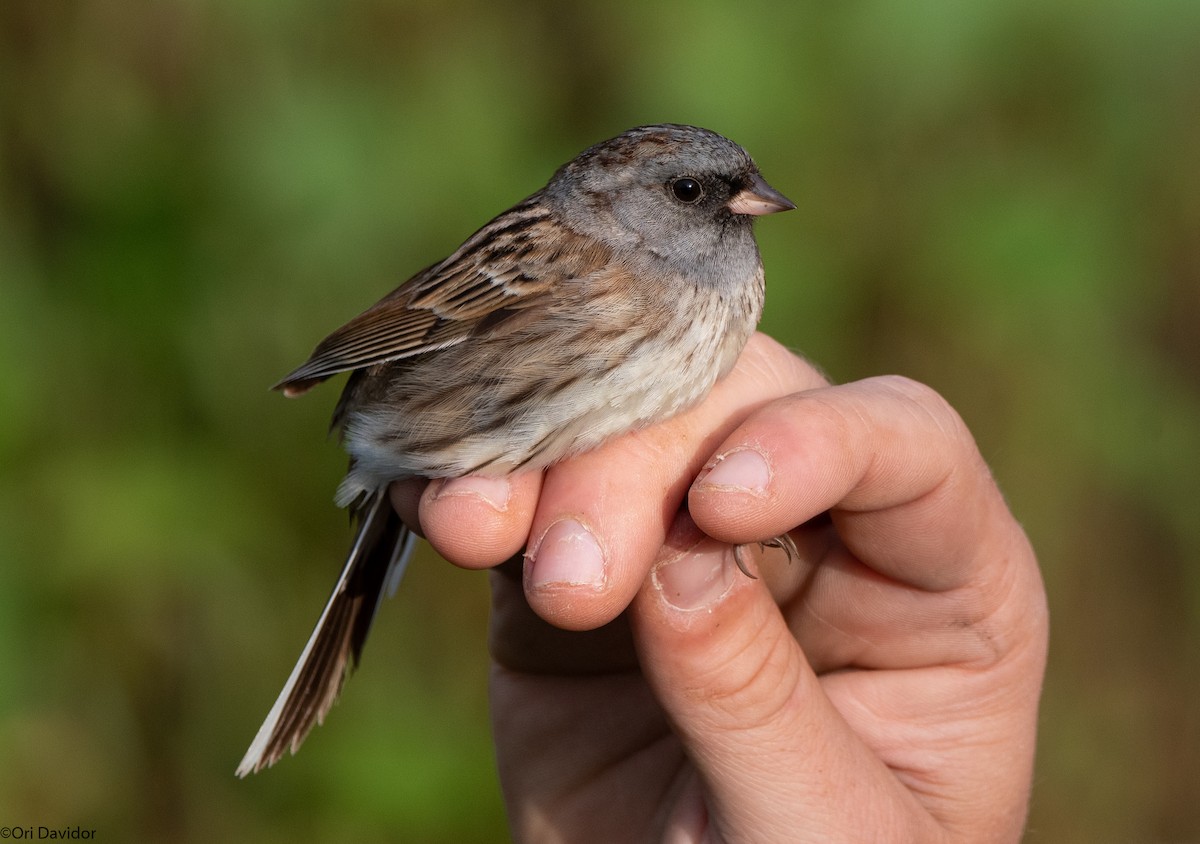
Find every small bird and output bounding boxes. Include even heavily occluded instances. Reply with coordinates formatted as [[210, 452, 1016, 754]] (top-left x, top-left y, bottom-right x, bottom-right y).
[[237, 124, 794, 776]]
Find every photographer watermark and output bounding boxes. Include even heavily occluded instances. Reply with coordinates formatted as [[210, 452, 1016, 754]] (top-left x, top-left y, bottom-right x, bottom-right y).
[[0, 827, 96, 839]]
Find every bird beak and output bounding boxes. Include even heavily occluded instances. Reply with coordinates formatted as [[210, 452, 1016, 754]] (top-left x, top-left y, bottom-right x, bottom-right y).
[[727, 173, 795, 216]]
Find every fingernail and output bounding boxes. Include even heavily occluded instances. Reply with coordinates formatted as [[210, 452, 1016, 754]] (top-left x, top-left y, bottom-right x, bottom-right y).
[[652, 539, 736, 612], [527, 518, 607, 590], [432, 475, 511, 511], [695, 448, 771, 494]]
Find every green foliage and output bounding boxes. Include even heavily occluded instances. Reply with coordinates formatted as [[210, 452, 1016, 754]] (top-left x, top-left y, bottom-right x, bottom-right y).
[[1, 1, 1197, 840]]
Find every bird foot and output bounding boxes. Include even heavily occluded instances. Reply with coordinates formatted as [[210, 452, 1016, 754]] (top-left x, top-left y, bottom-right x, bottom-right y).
[[732, 533, 798, 579]]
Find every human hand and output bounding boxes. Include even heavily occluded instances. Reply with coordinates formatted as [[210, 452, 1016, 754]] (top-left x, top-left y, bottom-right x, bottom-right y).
[[394, 332, 1048, 843]]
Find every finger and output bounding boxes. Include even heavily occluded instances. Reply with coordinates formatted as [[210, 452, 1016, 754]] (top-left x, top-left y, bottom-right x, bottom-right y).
[[688, 376, 1044, 676], [487, 556, 638, 676], [631, 513, 935, 842], [388, 478, 427, 535], [689, 375, 1014, 591], [521, 333, 828, 631], [672, 379, 1046, 840], [412, 471, 544, 569]]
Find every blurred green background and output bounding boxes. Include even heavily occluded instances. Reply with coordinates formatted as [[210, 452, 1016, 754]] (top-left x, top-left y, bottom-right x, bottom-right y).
[[2, 1, 1198, 841]]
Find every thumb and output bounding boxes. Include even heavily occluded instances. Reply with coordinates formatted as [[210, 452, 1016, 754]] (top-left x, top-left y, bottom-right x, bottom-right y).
[[630, 515, 913, 842]]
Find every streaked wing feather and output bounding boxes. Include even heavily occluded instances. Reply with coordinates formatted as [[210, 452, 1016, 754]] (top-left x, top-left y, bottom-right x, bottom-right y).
[[275, 197, 609, 395]]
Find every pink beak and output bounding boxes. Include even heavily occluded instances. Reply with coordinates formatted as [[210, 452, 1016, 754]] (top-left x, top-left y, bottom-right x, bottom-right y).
[[727, 172, 795, 216]]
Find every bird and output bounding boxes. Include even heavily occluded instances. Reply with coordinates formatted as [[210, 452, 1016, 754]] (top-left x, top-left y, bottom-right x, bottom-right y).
[[237, 124, 794, 776]]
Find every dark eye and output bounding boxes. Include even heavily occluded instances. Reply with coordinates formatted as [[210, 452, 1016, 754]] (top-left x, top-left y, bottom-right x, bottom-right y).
[[670, 177, 704, 203]]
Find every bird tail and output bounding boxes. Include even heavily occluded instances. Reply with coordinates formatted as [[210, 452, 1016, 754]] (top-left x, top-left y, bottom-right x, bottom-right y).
[[236, 488, 416, 776]]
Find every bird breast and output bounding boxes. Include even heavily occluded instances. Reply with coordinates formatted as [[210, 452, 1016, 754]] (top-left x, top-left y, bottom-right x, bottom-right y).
[[334, 264, 764, 506]]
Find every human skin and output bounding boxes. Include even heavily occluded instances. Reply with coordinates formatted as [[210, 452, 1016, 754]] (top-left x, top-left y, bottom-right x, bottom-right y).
[[391, 332, 1049, 843]]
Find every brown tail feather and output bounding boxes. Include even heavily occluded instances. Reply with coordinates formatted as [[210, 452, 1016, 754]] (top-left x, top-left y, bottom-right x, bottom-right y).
[[236, 490, 416, 776]]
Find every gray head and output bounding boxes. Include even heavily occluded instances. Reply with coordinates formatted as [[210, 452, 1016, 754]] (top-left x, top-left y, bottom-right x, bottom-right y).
[[544, 124, 793, 275]]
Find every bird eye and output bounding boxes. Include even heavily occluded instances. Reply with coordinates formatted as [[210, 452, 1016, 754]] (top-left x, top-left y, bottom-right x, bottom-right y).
[[670, 177, 704, 204]]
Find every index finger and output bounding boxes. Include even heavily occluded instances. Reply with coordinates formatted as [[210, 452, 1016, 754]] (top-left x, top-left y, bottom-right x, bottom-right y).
[[690, 375, 1025, 592]]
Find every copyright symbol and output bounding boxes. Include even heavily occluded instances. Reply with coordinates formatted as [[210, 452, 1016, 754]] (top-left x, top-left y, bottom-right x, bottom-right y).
[[1, 826, 11, 838]]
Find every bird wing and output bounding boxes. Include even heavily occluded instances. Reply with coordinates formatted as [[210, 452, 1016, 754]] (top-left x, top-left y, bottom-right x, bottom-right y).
[[274, 198, 612, 396]]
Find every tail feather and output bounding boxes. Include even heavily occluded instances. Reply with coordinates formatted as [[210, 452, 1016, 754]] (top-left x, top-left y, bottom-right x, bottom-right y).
[[236, 489, 415, 776]]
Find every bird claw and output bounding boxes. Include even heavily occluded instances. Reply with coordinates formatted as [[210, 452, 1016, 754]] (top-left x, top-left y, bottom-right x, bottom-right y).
[[761, 532, 799, 562], [732, 533, 798, 579], [732, 544, 758, 579]]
